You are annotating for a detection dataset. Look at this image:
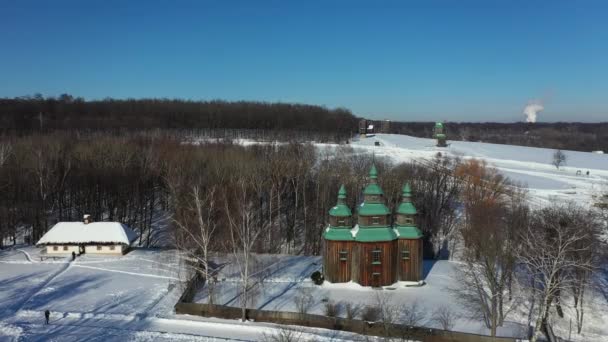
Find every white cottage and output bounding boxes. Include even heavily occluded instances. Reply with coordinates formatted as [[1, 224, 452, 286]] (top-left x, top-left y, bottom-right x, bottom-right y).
[[36, 215, 138, 255]]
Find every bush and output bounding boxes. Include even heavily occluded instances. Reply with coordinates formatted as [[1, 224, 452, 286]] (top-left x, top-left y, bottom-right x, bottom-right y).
[[345, 303, 362, 320], [311, 271, 324, 285], [361, 305, 380, 322], [324, 301, 342, 317], [293, 288, 314, 314]]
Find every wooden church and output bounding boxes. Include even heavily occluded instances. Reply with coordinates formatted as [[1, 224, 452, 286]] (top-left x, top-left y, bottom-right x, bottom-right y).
[[323, 165, 423, 287]]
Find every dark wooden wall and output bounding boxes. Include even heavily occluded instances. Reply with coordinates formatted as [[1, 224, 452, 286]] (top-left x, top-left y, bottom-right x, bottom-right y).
[[324, 240, 354, 283], [356, 241, 397, 287], [397, 239, 423, 281]]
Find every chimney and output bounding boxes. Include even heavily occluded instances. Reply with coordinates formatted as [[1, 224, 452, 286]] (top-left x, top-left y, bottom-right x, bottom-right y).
[[83, 214, 92, 224]]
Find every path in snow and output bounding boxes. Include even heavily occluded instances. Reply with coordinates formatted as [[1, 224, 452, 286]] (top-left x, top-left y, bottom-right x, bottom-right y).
[[16, 249, 35, 263], [71, 264, 181, 281], [9, 309, 362, 342], [9, 259, 73, 318]]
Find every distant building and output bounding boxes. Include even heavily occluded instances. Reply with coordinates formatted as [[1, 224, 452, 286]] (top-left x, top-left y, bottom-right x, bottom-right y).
[[358, 119, 375, 138], [433, 122, 447, 147], [36, 215, 137, 255], [323, 165, 423, 287], [380, 120, 391, 133]]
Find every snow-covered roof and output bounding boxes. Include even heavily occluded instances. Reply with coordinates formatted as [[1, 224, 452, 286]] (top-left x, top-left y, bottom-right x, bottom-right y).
[[36, 222, 138, 246]]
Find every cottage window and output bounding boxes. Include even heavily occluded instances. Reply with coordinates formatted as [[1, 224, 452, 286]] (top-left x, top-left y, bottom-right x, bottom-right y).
[[53, 246, 58, 251], [372, 248, 381, 264], [339, 250, 348, 261], [371, 216, 380, 225], [63, 246, 68, 251], [97, 246, 102, 251], [402, 248, 410, 260], [110, 245, 115, 251]]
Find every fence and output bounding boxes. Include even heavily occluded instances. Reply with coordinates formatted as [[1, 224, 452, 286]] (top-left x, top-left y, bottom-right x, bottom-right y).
[[175, 300, 520, 342]]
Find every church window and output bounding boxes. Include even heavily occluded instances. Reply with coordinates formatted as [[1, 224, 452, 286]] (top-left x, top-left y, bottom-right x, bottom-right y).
[[402, 248, 410, 260], [372, 248, 381, 264]]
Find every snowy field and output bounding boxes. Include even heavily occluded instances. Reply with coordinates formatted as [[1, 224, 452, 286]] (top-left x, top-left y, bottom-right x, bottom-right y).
[[194, 253, 608, 342], [195, 255, 529, 338], [347, 134, 608, 207], [0, 247, 376, 341]]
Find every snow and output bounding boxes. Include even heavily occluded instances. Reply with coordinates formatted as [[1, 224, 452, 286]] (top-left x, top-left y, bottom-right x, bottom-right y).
[[350, 224, 359, 238], [348, 134, 608, 207], [36, 222, 138, 246], [192, 253, 608, 341], [0, 248, 376, 341]]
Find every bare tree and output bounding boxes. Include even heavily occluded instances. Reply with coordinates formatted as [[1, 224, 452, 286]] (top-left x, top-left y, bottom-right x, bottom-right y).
[[432, 305, 456, 331], [398, 299, 427, 341], [345, 302, 362, 320], [454, 159, 520, 336], [552, 150, 566, 169], [173, 185, 218, 303], [226, 179, 263, 321], [0, 142, 11, 168], [518, 204, 599, 342], [293, 287, 315, 314], [375, 292, 399, 338], [401, 299, 426, 327]]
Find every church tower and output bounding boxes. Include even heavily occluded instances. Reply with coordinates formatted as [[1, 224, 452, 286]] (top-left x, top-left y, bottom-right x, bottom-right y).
[[394, 184, 423, 281]]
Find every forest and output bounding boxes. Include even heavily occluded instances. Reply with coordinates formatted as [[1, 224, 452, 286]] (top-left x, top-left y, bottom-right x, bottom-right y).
[[0, 95, 357, 142], [2, 95, 607, 152]]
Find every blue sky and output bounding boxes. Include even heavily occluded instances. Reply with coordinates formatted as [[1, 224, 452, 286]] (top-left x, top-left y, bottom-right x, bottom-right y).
[[1, 0, 607, 122]]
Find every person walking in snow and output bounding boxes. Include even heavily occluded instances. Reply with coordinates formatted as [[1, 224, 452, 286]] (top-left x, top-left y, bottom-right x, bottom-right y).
[[44, 310, 50, 324], [72, 251, 76, 261]]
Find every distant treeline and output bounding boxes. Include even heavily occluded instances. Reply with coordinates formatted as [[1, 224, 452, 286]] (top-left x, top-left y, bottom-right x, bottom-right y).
[[380, 121, 608, 152], [0, 95, 358, 142]]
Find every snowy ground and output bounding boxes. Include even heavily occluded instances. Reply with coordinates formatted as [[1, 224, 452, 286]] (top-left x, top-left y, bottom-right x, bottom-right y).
[[195, 253, 608, 342], [347, 134, 608, 208], [194, 255, 527, 338], [0, 247, 377, 341]]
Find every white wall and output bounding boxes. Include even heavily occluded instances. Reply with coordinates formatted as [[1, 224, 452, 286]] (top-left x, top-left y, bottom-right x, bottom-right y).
[[84, 245, 125, 255], [46, 245, 79, 254]]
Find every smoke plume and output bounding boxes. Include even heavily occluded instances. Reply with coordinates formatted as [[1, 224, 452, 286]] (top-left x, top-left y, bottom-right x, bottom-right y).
[[523, 100, 543, 123]]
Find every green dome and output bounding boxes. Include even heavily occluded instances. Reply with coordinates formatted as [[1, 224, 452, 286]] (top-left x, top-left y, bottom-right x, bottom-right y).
[[363, 183, 384, 196], [402, 183, 412, 196], [435, 122, 443, 128], [323, 227, 355, 241], [394, 226, 422, 239], [369, 164, 378, 179], [354, 227, 398, 242], [396, 202, 417, 215], [329, 204, 352, 217], [338, 184, 347, 199], [329, 184, 352, 217]]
